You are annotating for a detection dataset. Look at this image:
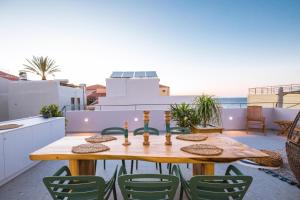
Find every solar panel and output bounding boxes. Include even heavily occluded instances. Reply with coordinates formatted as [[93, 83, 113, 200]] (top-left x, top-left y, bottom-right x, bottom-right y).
[[146, 71, 157, 78], [111, 71, 158, 78], [111, 72, 123, 78], [122, 71, 134, 78], [134, 71, 146, 78]]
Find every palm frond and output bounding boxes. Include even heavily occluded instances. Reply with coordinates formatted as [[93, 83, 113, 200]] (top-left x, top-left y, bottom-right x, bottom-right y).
[[22, 56, 61, 80]]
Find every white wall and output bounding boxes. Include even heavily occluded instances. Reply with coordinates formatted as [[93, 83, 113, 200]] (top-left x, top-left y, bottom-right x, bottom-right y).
[[58, 85, 83, 109], [0, 78, 10, 121], [106, 78, 160, 98], [66, 110, 175, 132], [67, 108, 296, 132], [66, 108, 294, 133], [0, 117, 65, 186], [8, 81, 59, 120], [221, 108, 275, 130], [8, 80, 84, 120], [98, 95, 197, 111]]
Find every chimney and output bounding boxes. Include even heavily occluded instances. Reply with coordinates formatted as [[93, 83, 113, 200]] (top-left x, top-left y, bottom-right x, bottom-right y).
[[19, 70, 27, 81]]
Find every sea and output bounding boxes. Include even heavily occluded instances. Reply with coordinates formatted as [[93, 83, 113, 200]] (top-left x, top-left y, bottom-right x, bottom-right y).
[[216, 97, 247, 108]]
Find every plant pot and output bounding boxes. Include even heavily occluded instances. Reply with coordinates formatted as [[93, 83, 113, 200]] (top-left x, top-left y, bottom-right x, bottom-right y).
[[42, 113, 51, 118], [191, 125, 223, 134]]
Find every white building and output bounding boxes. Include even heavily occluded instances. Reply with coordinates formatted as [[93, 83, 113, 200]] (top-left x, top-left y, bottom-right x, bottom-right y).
[[8, 80, 84, 120], [98, 71, 196, 110], [0, 71, 19, 121]]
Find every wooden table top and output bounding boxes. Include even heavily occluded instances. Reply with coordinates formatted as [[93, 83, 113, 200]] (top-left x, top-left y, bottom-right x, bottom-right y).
[[30, 134, 268, 164]]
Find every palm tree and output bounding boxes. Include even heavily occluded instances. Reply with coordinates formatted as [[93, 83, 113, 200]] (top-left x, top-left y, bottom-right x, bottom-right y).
[[23, 56, 60, 80]]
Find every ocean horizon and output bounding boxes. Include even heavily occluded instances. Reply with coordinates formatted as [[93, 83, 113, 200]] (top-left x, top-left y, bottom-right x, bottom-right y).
[[217, 97, 247, 108]]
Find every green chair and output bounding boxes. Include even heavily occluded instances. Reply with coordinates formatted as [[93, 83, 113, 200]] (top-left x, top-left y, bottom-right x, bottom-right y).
[[118, 165, 179, 200], [167, 127, 191, 173], [101, 127, 126, 170], [172, 165, 253, 200], [43, 165, 118, 200], [131, 127, 161, 174]]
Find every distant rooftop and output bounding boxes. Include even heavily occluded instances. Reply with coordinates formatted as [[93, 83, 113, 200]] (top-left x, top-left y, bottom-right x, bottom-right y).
[[110, 71, 158, 78], [0, 71, 19, 81]]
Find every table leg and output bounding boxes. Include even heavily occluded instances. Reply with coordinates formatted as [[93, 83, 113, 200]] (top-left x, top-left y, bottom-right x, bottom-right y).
[[69, 160, 95, 176], [193, 163, 214, 175]]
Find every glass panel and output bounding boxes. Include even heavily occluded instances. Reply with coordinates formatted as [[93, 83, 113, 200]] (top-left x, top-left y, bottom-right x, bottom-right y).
[[146, 71, 157, 77], [111, 72, 123, 78], [134, 71, 146, 78], [122, 72, 134, 78]]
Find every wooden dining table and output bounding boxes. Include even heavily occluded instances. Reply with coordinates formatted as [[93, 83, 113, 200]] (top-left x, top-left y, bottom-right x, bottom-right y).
[[30, 134, 268, 176]]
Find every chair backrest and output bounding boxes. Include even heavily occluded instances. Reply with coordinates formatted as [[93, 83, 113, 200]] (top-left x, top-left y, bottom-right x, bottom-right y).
[[101, 127, 126, 135], [43, 166, 106, 200], [170, 127, 191, 134], [189, 175, 252, 200], [133, 127, 159, 135], [247, 106, 263, 121], [118, 174, 179, 200]]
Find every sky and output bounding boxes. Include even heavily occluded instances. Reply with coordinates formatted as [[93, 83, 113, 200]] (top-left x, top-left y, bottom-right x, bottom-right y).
[[0, 0, 299, 97]]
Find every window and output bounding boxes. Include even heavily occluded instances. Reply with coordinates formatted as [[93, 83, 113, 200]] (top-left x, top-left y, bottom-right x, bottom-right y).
[[71, 98, 75, 110]]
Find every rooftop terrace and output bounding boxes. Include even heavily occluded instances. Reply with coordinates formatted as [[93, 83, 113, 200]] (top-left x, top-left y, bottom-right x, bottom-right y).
[[1, 130, 299, 200]]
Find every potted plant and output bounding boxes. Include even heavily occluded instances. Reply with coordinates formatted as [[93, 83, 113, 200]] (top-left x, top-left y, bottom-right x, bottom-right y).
[[170, 103, 192, 128], [192, 95, 223, 133]]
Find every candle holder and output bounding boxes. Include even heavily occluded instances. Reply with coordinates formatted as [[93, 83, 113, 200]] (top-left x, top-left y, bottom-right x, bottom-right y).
[[165, 111, 172, 145], [122, 121, 131, 146], [143, 132, 150, 145], [165, 132, 172, 145]]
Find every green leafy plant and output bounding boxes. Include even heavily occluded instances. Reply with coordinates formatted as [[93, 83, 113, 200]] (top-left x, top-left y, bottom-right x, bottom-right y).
[[194, 95, 221, 127], [23, 56, 60, 80], [170, 103, 193, 128], [40, 104, 63, 118]]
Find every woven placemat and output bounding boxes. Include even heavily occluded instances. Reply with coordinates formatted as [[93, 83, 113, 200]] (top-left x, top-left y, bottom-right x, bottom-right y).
[[248, 149, 283, 167], [181, 144, 223, 156], [0, 124, 23, 130], [176, 134, 208, 141], [72, 143, 110, 154], [85, 135, 117, 143]]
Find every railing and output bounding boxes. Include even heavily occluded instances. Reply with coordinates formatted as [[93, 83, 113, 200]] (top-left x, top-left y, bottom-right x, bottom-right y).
[[61, 102, 300, 112], [249, 84, 300, 95]]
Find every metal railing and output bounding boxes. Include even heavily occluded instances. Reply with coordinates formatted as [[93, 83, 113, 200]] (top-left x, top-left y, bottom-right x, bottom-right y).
[[61, 102, 300, 113], [249, 84, 300, 95]]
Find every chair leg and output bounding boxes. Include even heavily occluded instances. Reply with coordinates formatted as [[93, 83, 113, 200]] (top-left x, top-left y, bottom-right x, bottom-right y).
[[156, 162, 158, 169], [186, 163, 189, 168], [122, 160, 126, 168], [179, 187, 184, 200], [103, 160, 106, 170], [131, 160, 134, 174], [112, 185, 117, 200], [136, 160, 138, 170], [159, 163, 162, 174], [168, 163, 172, 174]]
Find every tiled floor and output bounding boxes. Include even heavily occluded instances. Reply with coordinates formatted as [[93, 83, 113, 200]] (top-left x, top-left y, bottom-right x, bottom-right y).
[[0, 131, 300, 200]]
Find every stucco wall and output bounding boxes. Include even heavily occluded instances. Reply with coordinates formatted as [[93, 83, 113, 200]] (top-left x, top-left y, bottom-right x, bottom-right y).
[[98, 95, 197, 111], [0, 78, 10, 121], [105, 78, 160, 98], [66, 108, 296, 133], [58, 86, 84, 109], [8, 81, 59, 120]]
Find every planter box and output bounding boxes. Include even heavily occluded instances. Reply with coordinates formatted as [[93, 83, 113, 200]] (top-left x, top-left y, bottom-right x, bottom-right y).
[[191, 125, 223, 133]]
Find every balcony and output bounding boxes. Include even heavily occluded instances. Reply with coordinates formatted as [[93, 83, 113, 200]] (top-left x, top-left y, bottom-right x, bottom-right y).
[[0, 107, 299, 200]]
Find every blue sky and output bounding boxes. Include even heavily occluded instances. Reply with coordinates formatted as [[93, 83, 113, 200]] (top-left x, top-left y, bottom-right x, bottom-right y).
[[0, 0, 299, 96]]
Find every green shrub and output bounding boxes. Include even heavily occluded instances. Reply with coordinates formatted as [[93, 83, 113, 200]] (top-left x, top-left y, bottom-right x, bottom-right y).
[[40, 104, 63, 118]]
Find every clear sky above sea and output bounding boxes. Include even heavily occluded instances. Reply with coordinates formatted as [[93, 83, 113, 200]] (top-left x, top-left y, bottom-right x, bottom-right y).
[[0, 0, 299, 97]]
